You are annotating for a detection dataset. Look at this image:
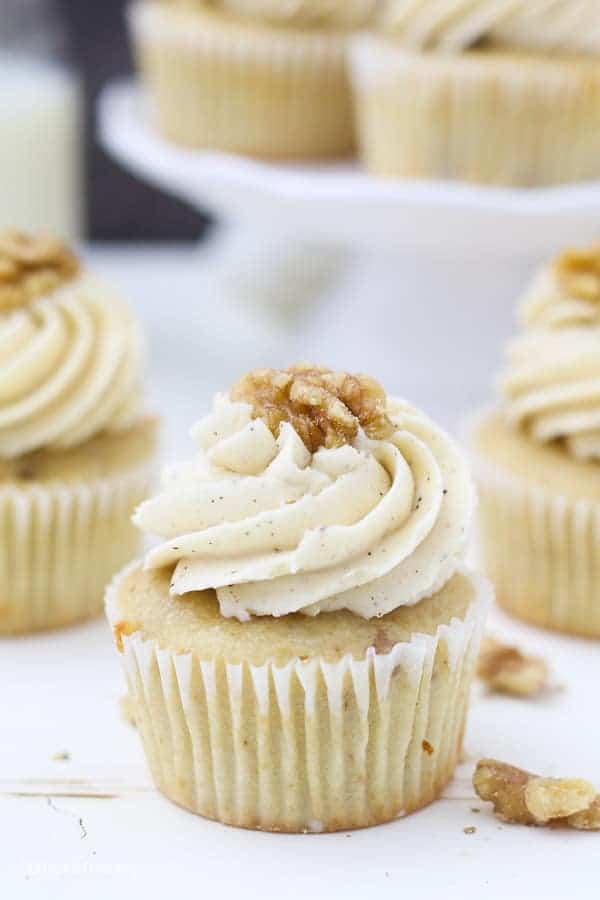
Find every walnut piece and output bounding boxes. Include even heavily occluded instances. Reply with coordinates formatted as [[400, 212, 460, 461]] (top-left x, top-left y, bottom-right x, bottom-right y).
[[0, 230, 80, 312], [231, 364, 395, 452], [477, 636, 548, 697], [473, 759, 600, 829], [555, 244, 600, 303]]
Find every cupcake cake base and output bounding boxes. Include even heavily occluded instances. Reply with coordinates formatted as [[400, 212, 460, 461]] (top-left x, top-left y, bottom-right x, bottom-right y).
[[107, 562, 489, 832], [469, 411, 600, 638], [129, 1, 355, 158], [0, 418, 158, 634], [350, 38, 600, 187]]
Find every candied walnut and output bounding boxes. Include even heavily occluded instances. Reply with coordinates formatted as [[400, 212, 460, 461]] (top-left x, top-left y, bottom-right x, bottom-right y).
[[555, 244, 600, 304], [231, 363, 395, 452], [477, 636, 548, 697], [473, 759, 600, 829], [0, 230, 80, 312]]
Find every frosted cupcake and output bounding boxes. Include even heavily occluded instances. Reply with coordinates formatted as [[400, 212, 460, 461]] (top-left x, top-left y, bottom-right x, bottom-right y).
[[129, 0, 376, 158], [469, 243, 600, 637], [0, 231, 157, 633], [106, 364, 490, 832], [350, 2, 600, 186]]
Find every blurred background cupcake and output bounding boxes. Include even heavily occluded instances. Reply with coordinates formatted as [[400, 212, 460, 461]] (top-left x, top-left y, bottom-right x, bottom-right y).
[[468, 242, 600, 637], [0, 231, 158, 632], [350, 0, 600, 186], [128, 0, 377, 157]]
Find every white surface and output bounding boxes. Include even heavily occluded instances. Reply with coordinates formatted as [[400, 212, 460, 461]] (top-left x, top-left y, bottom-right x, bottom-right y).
[[98, 80, 600, 256], [2, 246, 599, 898], [0, 56, 83, 239]]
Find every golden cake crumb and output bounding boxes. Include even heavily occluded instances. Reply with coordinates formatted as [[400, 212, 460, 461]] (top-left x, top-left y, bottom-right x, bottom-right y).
[[231, 363, 395, 452], [0, 230, 80, 311], [555, 243, 600, 303], [477, 636, 548, 697], [473, 759, 600, 829]]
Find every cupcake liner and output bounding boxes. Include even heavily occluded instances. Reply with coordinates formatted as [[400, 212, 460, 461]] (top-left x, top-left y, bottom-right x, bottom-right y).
[[129, 1, 355, 158], [349, 35, 600, 186], [0, 462, 155, 634], [468, 420, 600, 638], [106, 563, 490, 832]]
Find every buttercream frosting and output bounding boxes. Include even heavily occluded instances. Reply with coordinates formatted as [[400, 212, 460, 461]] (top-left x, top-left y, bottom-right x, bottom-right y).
[[501, 245, 600, 461], [377, 0, 600, 53], [135, 379, 475, 620], [174, 0, 377, 28], [0, 270, 145, 458]]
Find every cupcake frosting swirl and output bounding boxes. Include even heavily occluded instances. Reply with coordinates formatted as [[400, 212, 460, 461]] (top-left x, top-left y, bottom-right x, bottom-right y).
[[176, 0, 376, 28], [377, 0, 600, 53], [0, 236, 145, 458], [376, 0, 525, 50], [135, 367, 474, 621], [491, 0, 600, 55], [501, 245, 600, 461]]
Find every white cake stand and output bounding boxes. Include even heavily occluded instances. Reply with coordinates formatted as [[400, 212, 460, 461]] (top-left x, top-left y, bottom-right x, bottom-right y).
[[97, 80, 600, 426], [99, 80, 600, 256]]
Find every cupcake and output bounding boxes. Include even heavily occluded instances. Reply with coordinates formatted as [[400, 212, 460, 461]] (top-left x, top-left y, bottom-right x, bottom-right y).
[[0, 231, 157, 633], [350, 3, 600, 186], [129, 0, 376, 158], [106, 364, 490, 832], [469, 243, 600, 637]]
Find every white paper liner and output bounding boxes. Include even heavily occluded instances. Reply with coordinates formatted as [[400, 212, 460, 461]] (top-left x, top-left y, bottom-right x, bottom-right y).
[[466, 412, 600, 637], [128, 1, 355, 157], [349, 34, 600, 187], [0, 463, 155, 633], [106, 562, 490, 832]]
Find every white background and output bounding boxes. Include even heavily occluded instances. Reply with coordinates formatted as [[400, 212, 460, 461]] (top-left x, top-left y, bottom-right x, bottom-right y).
[[2, 244, 599, 898]]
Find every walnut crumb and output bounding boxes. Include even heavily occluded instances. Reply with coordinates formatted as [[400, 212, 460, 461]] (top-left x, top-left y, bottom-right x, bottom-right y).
[[113, 620, 139, 653], [231, 363, 394, 452], [473, 759, 600, 829], [477, 636, 548, 697], [0, 230, 80, 312], [555, 243, 600, 303]]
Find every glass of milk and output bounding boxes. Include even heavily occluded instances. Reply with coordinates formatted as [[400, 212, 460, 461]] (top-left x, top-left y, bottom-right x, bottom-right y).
[[0, 0, 83, 239]]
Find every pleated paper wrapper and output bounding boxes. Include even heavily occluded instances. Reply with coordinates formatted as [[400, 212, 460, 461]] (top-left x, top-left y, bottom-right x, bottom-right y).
[[349, 35, 600, 187], [106, 564, 490, 832], [472, 447, 600, 638], [0, 463, 155, 633], [129, 1, 355, 158]]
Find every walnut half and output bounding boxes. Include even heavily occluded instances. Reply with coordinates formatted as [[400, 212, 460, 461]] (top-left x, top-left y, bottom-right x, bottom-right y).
[[473, 759, 600, 830], [0, 230, 80, 312], [477, 636, 548, 697], [231, 364, 395, 452]]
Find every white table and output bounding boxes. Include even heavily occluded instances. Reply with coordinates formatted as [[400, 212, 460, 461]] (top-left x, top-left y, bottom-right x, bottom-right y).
[[2, 245, 599, 899]]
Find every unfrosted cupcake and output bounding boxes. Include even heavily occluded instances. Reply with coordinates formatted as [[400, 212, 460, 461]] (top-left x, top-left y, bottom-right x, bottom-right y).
[[0, 231, 157, 633], [350, 2, 600, 186], [106, 364, 490, 832], [129, 0, 376, 158], [469, 243, 600, 637]]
